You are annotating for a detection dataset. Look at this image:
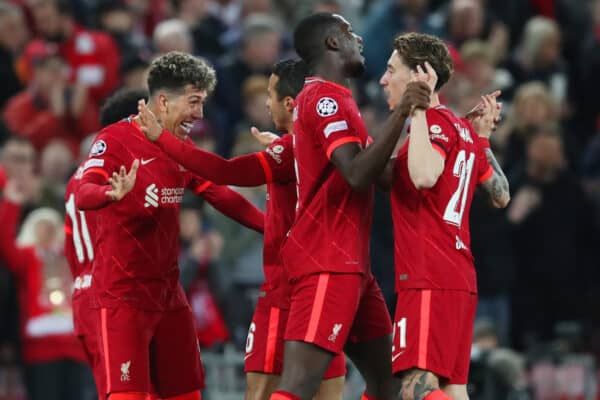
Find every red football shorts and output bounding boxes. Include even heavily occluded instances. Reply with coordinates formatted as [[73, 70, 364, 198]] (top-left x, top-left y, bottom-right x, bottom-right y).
[[284, 272, 392, 354], [244, 295, 346, 378], [74, 295, 105, 397], [97, 305, 205, 398], [392, 289, 477, 384]]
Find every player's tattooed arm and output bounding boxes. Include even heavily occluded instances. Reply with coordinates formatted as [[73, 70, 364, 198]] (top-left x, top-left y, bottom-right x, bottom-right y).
[[481, 149, 510, 208], [399, 369, 440, 400]]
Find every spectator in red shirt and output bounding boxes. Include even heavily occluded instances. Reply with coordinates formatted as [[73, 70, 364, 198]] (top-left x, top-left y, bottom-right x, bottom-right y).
[[0, 177, 93, 400], [24, 0, 120, 104], [3, 43, 100, 157]]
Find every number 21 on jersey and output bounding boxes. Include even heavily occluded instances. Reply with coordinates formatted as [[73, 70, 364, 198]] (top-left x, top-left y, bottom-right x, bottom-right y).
[[443, 150, 475, 227]]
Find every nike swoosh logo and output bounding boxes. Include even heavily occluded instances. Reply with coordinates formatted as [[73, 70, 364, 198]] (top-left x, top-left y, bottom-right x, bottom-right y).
[[392, 352, 405, 362], [141, 157, 156, 165], [244, 353, 254, 361]]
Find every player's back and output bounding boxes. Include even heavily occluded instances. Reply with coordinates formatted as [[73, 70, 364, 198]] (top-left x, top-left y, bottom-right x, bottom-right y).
[[392, 106, 492, 293], [64, 168, 96, 290], [282, 78, 373, 280], [261, 133, 296, 307], [80, 118, 191, 310]]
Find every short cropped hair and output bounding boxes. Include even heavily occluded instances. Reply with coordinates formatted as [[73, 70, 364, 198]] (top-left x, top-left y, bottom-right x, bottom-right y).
[[393, 32, 453, 91], [272, 59, 309, 100], [293, 13, 341, 69], [147, 51, 216, 96]]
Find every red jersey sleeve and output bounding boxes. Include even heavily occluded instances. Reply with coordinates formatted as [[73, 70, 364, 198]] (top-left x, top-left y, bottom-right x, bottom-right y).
[[475, 136, 493, 183], [309, 93, 361, 159], [187, 177, 265, 233], [255, 134, 295, 184], [424, 108, 457, 160], [156, 132, 270, 186], [76, 129, 129, 209]]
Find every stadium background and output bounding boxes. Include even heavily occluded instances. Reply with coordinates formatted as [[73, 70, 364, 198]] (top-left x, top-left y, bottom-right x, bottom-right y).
[[0, 0, 599, 398]]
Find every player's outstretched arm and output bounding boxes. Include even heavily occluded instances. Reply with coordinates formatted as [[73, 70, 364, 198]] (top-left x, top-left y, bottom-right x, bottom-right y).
[[470, 94, 510, 208], [407, 63, 444, 189], [77, 160, 139, 209], [197, 182, 265, 233], [137, 101, 270, 186], [330, 82, 431, 191]]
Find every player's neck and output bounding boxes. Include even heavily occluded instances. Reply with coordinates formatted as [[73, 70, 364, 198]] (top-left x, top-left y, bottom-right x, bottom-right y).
[[312, 62, 348, 88], [430, 93, 441, 108]]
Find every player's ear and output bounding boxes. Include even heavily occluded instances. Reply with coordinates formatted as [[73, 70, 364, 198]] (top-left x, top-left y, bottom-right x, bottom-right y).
[[283, 96, 294, 113], [325, 34, 339, 51], [157, 93, 169, 113]]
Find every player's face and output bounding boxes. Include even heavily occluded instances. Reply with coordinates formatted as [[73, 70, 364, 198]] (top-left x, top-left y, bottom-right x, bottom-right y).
[[266, 73, 292, 131], [160, 84, 208, 139], [380, 50, 412, 111], [333, 15, 365, 78]]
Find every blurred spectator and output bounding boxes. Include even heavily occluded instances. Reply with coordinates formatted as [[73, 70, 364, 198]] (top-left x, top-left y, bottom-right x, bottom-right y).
[[469, 321, 529, 399], [120, 52, 150, 91], [212, 13, 282, 155], [0, 181, 93, 400], [96, 0, 150, 57], [507, 125, 598, 350], [153, 18, 193, 54], [0, 3, 28, 109], [3, 45, 100, 157], [178, 201, 229, 349], [24, 0, 121, 104], [0, 137, 35, 184], [437, 0, 509, 62], [37, 139, 75, 211], [233, 75, 274, 139], [361, 0, 434, 81], [471, 190, 516, 347], [495, 82, 560, 175], [506, 16, 567, 105], [171, 0, 227, 60]]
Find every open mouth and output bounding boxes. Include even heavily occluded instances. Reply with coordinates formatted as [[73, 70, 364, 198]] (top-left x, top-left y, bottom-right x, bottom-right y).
[[179, 121, 194, 133]]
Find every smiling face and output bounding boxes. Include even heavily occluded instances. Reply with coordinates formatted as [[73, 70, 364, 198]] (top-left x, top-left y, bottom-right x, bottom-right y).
[[332, 14, 365, 78], [157, 84, 207, 139], [379, 49, 412, 111]]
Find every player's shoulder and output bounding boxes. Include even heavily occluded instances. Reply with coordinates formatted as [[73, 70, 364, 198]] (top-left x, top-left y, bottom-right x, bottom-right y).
[[273, 133, 293, 148], [89, 120, 132, 155], [302, 79, 353, 116]]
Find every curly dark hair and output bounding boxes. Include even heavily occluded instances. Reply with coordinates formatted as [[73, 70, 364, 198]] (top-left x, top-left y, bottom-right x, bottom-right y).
[[393, 33, 454, 92], [147, 51, 217, 96]]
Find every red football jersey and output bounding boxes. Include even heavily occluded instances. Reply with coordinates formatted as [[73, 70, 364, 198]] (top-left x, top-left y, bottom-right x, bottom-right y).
[[257, 134, 296, 308], [282, 77, 373, 279], [391, 106, 493, 293], [64, 167, 97, 301], [79, 119, 214, 311]]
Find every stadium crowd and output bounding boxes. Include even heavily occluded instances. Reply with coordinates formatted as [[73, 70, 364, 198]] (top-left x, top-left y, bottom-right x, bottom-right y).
[[0, 0, 599, 398]]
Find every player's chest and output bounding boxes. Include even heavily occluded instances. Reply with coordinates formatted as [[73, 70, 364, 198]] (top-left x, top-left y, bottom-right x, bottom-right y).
[[128, 148, 188, 209]]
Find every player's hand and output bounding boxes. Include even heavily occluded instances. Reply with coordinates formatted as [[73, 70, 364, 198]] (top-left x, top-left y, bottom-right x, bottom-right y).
[[106, 159, 139, 201], [465, 90, 502, 133], [396, 82, 431, 118], [250, 126, 279, 148], [410, 62, 438, 94], [468, 93, 501, 139], [137, 100, 163, 142]]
